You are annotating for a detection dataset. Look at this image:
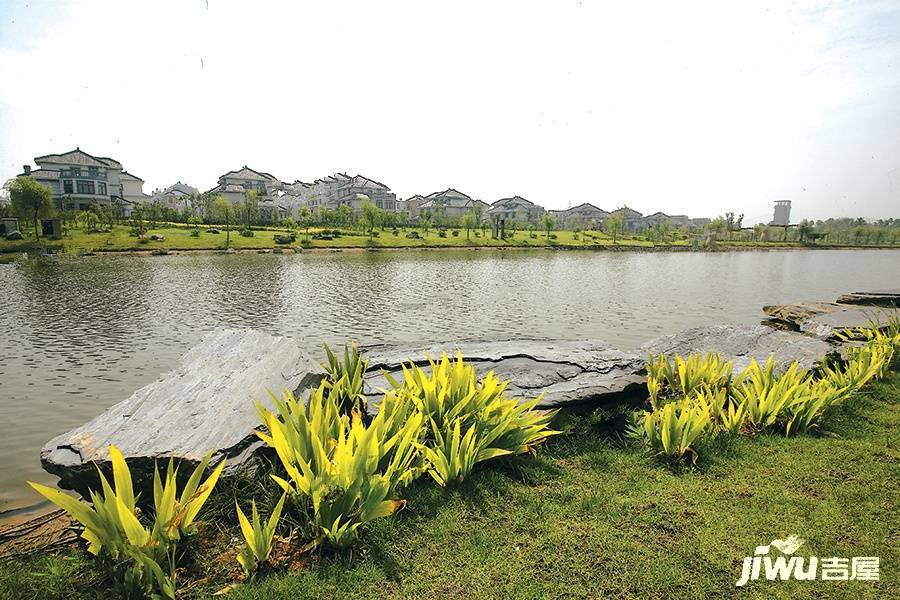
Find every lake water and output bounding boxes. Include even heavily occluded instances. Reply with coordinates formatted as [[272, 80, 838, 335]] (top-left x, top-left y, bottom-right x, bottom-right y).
[[1, 248, 898, 517]]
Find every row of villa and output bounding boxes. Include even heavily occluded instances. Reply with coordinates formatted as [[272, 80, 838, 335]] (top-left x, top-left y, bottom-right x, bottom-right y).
[[18, 149, 710, 230]]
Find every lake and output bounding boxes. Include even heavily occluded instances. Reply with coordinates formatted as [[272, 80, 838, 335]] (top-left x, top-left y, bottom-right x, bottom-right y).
[[1, 248, 898, 517]]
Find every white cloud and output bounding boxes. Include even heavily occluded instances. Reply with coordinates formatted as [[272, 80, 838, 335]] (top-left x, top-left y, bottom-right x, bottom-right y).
[[1, 0, 897, 221]]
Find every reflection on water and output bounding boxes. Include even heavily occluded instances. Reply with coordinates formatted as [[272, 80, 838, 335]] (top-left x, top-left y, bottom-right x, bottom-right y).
[[1, 248, 898, 514]]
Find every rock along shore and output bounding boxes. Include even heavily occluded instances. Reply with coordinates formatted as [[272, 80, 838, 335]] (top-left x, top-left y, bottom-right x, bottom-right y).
[[39, 289, 895, 497]]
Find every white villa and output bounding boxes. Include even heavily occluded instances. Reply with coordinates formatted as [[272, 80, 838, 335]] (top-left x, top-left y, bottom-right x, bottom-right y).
[[644, 211, 691, 229], [205, 166, 283, 204], [549, 203, 609, 228], [19, 148, 148, 212], [297, 173, 398, 214], [486, 196, 545, 224], [417, 189, 488, 219], [150, 181, 200, 212]]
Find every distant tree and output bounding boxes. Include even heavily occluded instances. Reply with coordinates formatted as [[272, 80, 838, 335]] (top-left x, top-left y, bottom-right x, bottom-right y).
[[472, 203, 485, 228], [708, 217, 727, 240], [421, 216, 432, 238], [604, 214, 624, 244], [337, 204, 353, 229], [299, 206, 312, 239], [798, 220, 814, 244], [360, 199, 380, 240], [6, 176, 54, 240], [212, 195, 235, 246], [461, 211, 476, 240], [243, 190, 259, 230], [540, 213, 555, 241]]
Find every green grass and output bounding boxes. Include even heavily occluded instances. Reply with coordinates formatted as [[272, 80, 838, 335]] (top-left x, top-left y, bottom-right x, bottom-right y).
[[8, 224, 887, 255], [2, 368, 897, 599]]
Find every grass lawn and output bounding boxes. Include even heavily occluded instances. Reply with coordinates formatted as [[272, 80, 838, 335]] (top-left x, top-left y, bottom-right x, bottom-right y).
[[6, 224, 866, 255], [1, 366, 897, 599]]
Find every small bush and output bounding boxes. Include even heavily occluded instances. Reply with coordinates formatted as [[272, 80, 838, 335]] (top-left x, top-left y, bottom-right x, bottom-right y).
[[240, 229, 254, 237], [451, 230, 460, 237]]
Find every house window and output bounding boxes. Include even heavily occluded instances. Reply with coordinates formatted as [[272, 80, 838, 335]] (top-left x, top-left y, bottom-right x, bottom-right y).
[[76, 180, 95, 194], [98, 182, 107, 195], [89, 166, 99, 176], [71, 167, 81, 177], [63, 180, 73, 194]]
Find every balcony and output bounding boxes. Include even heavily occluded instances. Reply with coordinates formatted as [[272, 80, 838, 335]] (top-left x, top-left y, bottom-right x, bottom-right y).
[[59, 170, 108, 181]]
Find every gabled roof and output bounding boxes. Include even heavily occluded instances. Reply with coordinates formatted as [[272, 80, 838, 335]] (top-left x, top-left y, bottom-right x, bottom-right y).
[[611, 207, 643, 218], [220, 165, 280, 182], [338, 174, 390, 191], [34, 148, 121, 169], [566, 202, 608, 215], [425, 188, 472, 201], [489, 195, 538, 209], [646, 211, 669, 219], [120, 171, 144, 182], [20, 168, 60, 180]]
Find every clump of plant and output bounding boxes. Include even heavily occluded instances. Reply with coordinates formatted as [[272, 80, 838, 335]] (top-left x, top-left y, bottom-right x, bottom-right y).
[[236, 493, 286, 580], [384, 352, 560, 485], [255, 383, 423, 548], [731, 357, 811, 433], [628, 395, 713, 464], [29, 445, 225, 599], [322, 342, 367, 416], [646, 352, 733, 406]]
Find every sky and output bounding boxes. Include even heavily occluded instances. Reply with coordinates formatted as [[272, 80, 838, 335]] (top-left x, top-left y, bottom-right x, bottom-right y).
[[0, 0, 898, 223]]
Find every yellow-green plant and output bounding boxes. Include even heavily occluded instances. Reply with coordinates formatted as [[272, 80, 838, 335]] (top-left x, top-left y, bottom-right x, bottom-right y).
[[28, 445, 224, 599], [732, 357, 811, 433], [236, 493, 287, 579], [629, 397, 712, 464], [386, 352, 559, 455], [256, 383, 423, 547], [386, 352, 507, 430], [646, 352, 732, 403], [323, 341, 368, 416], [823, 342, 893, 392], [420, 418, 512, 486], [784, 379, 849, 435]]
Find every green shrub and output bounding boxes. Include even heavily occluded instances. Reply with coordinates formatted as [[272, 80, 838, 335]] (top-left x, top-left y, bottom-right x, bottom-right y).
[[322, 342, 367, 417], [383, 353, 560, 483], [255, 383, 423, 548], [236, 493, 286, 579], [628, 396, 712, 464], [646, 352, 733, 406], [240, 229, 254, 237], [29, 445, 224, 599], [732, 357, 810, 433]]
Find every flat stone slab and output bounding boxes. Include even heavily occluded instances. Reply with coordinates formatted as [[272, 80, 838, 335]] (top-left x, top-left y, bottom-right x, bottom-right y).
[[762, 302, 893, 339], [640, 324, 837, 373], [41, 328, 323, 496], [359, 340, 646, 409], [835, 289, 900, 307]]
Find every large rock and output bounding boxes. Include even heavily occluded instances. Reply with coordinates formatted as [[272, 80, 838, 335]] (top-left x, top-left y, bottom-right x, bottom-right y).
[[835, 289, 900, 307], [762, 302, 893, 339], [359, 340, 646, 409], [41, 328, 323, 497], [640, 324, 837, 373]]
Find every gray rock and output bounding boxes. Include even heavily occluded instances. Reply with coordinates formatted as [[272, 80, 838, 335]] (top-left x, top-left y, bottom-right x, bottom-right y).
[[762, 302, 893, 339], [359, 340, 646, 409], [41, 328, 323, 497], [640, 324, 837, 372], [5, 230, 23, 240], [835, 289, 900, 307]]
